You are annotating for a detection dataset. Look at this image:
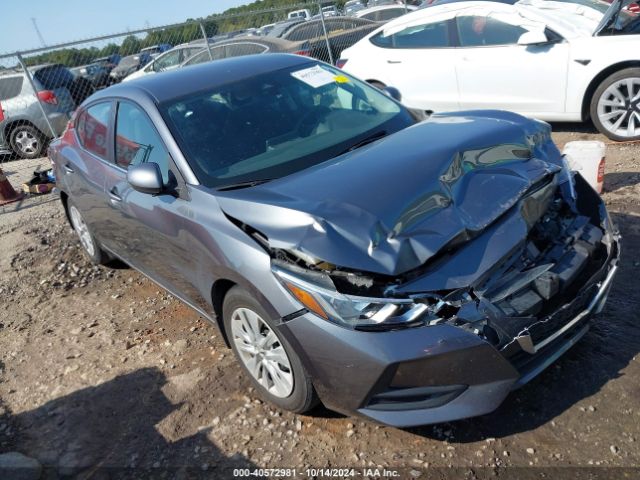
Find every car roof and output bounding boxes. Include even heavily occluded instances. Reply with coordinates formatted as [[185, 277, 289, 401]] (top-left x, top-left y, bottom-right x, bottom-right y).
[[91, 53, 315, 104]]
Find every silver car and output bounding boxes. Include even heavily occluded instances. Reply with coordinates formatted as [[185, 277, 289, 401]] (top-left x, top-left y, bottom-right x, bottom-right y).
[[1, 64, 76, 158], [49, 54, 620, 427]]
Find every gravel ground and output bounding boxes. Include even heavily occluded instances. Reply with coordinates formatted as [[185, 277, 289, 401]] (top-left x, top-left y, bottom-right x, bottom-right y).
[[0, 125, 639, 479]]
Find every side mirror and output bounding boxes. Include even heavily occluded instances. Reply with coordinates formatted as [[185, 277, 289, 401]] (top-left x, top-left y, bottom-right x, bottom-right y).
[[127, 162, 163, 195], [382, 86, 402, 102], [517, 30, 549, 46]]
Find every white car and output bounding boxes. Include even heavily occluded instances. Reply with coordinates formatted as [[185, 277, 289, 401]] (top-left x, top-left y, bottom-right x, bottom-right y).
[[123, 44, 206, 82], [288, 9, 312, 20], [340, 0, 640, 140]]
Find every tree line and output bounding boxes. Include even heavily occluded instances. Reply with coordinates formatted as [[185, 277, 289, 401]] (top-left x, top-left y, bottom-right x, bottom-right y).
[[23, 0, 351, 68]]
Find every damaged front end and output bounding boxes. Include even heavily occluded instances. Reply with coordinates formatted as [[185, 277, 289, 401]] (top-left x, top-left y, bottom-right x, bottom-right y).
[[268, 171, 619, 386], [217, 111, 620, 417]]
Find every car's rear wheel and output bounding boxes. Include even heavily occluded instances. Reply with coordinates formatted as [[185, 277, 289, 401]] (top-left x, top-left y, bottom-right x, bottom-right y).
[[68, 200, 108, 265], [591, 68, 640, 142], [9, 125, 45, 159], [223, 286, 318, 413]]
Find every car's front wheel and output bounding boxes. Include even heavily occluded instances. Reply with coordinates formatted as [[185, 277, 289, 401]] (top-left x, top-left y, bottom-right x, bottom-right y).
[[9, 125, 45, 159], [223, 286, 318, 413], [67, 200, 108, 265], [591, 68, 640, 142]]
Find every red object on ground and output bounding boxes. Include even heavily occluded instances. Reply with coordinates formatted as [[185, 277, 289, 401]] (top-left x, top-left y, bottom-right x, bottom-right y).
[[0, 167, 25, 206]]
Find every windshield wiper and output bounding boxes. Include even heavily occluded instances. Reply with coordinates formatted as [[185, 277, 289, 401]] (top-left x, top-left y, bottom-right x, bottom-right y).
[[338, 130, 387, 156], [216, 178, 273, 191]]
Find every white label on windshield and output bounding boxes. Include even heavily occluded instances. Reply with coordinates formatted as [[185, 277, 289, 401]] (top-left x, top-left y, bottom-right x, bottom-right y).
[[291, 65, 335, 88]]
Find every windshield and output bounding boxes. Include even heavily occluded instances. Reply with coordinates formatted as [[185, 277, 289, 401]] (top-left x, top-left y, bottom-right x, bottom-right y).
[[161, 62, 413, 188], [590, 0, 639, 34]]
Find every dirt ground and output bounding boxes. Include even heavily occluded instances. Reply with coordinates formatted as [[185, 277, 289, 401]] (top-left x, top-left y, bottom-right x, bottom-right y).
[[0, 124, 639, 479]]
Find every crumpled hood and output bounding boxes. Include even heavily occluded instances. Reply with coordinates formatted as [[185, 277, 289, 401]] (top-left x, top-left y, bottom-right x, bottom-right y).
[[215, 110, 563, 276]]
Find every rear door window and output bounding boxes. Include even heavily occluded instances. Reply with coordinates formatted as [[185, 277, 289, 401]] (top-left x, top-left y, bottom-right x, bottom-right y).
[[456, 16, 527, 47], [76, 102, 112, 160], [370, 20, 451, 48], [0, 76, 23, 100], [224, 43, 269, 58]]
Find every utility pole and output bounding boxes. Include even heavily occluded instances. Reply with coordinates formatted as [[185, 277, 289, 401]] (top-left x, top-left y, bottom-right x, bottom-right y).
[[30, 17, 46, 47]]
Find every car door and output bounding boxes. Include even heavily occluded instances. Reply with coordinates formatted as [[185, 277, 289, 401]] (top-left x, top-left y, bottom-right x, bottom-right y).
[[100, 100, 205, 307], [366, 18, 459, 111], [453, 12, 569, 116]]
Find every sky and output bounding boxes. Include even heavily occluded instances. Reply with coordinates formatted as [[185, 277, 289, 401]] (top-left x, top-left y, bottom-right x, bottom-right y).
[[0, 0, 250, 55]]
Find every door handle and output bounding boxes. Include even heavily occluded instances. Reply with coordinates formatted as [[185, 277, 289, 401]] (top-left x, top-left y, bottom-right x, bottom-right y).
[[387, 60, 402, 64], [63, 163, 74, 173], [108, 187, 122, 203]]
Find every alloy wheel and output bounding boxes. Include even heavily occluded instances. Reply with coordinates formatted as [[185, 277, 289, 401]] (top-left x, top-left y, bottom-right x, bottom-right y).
[[597, 77, 640, 139], [14, 130, 40, 156], [230, 307, 294, 398], [69, 205, 96, 257]]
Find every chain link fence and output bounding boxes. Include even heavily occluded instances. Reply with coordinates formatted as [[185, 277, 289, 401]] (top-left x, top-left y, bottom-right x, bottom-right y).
[[0, 0, 416, 165]]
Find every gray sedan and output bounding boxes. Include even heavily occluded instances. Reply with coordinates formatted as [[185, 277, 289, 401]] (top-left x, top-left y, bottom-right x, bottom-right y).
[[49, 54, 620, 427]]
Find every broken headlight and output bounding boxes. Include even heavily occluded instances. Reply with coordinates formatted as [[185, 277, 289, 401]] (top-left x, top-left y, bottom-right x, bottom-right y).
[[272, 265, 429, 330]]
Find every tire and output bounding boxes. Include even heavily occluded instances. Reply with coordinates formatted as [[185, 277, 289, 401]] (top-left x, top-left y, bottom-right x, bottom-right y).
[[590, 67, 640, 142], [67, 199, 109, 265], [9, 124, 45, 159], [222, 286, 318, 413]]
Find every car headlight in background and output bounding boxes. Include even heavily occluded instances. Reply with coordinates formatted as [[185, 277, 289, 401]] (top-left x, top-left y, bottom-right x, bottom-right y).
[[272, 265, 429, 330]]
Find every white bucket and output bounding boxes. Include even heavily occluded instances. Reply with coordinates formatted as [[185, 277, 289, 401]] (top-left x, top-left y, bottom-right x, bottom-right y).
[[562, 141, 606, 194]]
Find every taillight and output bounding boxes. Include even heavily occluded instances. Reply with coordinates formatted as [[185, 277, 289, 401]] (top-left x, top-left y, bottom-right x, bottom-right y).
[[336, 59, 348, 69], [0, 102, 4, 122], [37, 90, 58, 105], [294, 49, 311, 57]]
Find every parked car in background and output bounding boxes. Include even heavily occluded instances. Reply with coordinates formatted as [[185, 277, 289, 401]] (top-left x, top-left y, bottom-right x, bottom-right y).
[[0, 65, 77, 158], [368, 0, 402, 6], [344, 0, 366, 15], [123, 44, 206, 82], [109, 53, 152, 83], [288, 9, 312, 20], [181, 38, 310, 68], [258, 23, 277, 35], [355, 4, 418, 21], [50, 54, 619, 427], [279, 16, 379, 62], [71, 63, 111, 89], [321, 5, 341, 16], [266, 19, 306, 38], [340, 0, 640, 140], [140, 44, 173, 58], [92, 54, 121, 72]]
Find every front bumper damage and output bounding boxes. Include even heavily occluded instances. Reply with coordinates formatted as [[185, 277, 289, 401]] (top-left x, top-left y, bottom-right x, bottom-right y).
[[218, 111, 621, 426], [278, 175, 620, 427]]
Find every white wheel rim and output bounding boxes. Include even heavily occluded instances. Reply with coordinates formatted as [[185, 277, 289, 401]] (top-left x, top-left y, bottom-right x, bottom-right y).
[[69, 205, 96, 257], [15, 130, 39, 155], [230, 307, 294, 398], [597, 77, 640, 138]]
